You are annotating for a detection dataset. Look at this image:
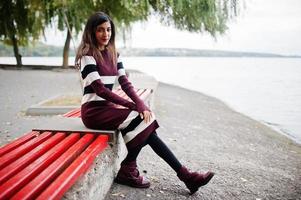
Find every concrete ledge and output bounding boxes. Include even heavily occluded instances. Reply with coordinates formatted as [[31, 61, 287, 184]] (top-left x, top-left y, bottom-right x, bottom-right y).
[[32, 117, 117, 143], [26, 106, 78, 116], [25, 94, 79, 116], [62, 133, 127, 200]]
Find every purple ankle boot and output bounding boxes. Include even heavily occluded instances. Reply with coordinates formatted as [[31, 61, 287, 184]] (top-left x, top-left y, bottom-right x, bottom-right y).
[[115, 161, 150, 188], [177, 166, 215, 194]]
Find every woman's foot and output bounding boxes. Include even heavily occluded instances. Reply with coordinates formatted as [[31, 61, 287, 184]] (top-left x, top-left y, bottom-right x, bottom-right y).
[[177, 166, 214, 194], [115, 161, 150, 188]]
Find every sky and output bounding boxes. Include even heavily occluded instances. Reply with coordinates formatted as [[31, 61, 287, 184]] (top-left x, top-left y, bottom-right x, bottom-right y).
[[43, 0, 301, 56]]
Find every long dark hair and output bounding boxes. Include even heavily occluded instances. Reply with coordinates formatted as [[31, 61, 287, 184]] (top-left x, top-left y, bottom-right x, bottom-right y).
[[75, 12, 117, 68]]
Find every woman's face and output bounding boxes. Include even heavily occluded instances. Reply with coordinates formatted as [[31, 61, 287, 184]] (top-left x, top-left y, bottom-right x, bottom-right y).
[[95, 21, 111, 50]]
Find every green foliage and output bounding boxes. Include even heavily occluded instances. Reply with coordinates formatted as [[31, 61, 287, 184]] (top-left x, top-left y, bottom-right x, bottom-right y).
[[95, 0, 150, 25], [149, 0, 238, 36], [0, 0, 36, 45], [0, 0, 240, 67], [40, 0, 238, 38], [50, 0, 94, 33], [1, 0, 239, 44]]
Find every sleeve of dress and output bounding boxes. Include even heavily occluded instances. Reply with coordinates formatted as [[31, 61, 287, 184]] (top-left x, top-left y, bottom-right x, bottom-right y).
[[117, 55, 150, 113], [80, 55, 136, 110]]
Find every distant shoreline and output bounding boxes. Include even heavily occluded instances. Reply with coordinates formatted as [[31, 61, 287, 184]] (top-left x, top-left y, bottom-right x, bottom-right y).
[[119, 48, 301, 58], [1, 42, 300, 58], [1, 55, 301, 70]]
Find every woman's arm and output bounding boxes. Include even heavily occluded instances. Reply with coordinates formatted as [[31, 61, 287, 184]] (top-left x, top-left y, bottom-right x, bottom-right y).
[[117, 56, 149, 113], [81, 56, 136, 110]]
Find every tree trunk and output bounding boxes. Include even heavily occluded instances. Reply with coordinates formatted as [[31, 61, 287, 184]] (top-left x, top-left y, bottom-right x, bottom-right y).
[[122, 27, 127, 48], [62, 29, 71, 68], [11, 34, 22, 68]]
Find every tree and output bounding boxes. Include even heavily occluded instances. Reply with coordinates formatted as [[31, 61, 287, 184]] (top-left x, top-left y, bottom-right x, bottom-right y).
[[30, 0, 94, 68], [0, 0, 93, 68], [50, 0, 95, 68], [0, 0, 39, 67]]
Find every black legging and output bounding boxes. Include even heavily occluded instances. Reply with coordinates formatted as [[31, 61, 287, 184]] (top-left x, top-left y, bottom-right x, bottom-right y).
[[122, 132, 182, 173]]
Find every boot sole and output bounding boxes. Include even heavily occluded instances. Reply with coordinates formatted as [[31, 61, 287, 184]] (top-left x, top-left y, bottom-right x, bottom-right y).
[[114, 177, 151, 188]]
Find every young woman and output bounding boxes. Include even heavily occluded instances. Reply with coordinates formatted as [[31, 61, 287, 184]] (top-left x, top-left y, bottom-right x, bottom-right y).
[[75, 11, 214, 195]]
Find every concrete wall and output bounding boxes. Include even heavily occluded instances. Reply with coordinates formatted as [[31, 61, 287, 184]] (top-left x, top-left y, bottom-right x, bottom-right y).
[[63, 133, 127, 200]]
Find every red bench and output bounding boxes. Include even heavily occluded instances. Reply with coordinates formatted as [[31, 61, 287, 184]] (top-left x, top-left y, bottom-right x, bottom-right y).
[[0, 88, 153, 199], [0, 131, 108, 200]]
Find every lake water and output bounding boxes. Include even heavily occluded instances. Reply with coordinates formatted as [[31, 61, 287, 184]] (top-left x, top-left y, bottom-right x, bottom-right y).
[[1, 56, 301, 144]]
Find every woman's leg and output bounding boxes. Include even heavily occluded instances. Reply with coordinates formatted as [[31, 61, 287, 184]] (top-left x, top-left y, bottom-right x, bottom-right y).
[[146, 132, 182, 172], [122, 131, 182, 171], [117, 131, 214, 193], [144, 132, 215, 195], [121, 143, 144, 164], [120, 131, 182, 173]]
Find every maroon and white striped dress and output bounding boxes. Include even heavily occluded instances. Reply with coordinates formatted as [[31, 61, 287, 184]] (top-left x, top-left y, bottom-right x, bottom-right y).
[[80, 49, 159, 150]]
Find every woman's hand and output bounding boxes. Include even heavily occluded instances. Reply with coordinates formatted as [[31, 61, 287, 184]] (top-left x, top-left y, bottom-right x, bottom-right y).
[[140, 110, 153, 123]]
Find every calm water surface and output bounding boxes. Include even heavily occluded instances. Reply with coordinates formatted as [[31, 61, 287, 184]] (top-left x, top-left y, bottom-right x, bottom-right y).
[[1, 56, 301, 144]]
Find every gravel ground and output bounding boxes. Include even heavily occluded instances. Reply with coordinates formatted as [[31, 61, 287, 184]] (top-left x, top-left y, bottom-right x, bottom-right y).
[[0, 69, 300, 200], [105, 83, 301, 200]]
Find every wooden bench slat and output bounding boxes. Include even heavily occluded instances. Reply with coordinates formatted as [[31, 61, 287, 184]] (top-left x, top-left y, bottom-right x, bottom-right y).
[[136, 88, 144, 96], [37, 135, 109, 200], [74, 109, 81, 116], [0, 132, 66, 185], [62, 108, 81, 117], [0, 133, 80, 200], [0, 131, 53, 170], [118, 88, 140, 100], [115, 89, 127, 99], [138, 89, 152, 101], [62, 109, 80, 117], [11, 134, 95, 200], [0, 131, 39, 157]]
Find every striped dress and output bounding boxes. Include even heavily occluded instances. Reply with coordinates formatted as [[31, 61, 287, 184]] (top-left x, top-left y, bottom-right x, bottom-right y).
[[80, 49, 159, 150]]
